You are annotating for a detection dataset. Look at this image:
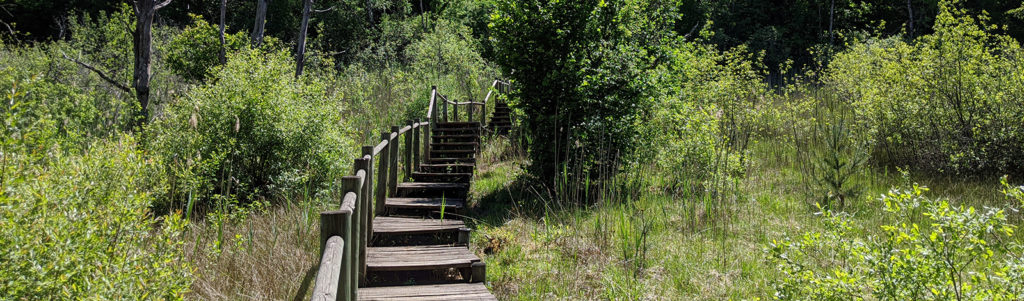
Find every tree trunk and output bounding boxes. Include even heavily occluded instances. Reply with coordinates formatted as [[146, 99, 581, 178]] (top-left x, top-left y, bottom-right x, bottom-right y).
[[366, 0, 374, 24], [219, 0, 227, 64], [133, 0, 171, 125], [828, 0, 835, 45], [295, 0, 312, 77], [906, 0, 915, 38], [252, 0, 269, 47]]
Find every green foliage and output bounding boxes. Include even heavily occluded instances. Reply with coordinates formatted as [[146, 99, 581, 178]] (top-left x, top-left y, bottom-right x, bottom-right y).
[[1, 65, 191, 298], [490, 0, 675, 182], [165, 15, 247, 82], [149, 48, 356, 210], [825, 1, 1024, 175], [768, 181, 1024, 300], [645, 39, 765, 191], [66, 3, 134, 85]]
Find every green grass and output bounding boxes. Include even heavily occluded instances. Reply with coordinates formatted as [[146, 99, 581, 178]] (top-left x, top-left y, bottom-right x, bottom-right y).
[[468, 137, 1016, 300]]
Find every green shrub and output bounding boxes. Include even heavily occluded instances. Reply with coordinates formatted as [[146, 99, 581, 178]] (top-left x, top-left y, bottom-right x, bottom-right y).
[[1, 67, 191, 298], [165, 15, 247, 82], [644, 39, 766, 192], [149, 47, 356, 210], [767, 180, 1024, 300], [824, 0, 1024, 175]]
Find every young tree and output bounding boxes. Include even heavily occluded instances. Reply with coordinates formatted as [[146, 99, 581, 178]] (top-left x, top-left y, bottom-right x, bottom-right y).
[[252, 0, 269, 47], [133, 0, 172, 124]]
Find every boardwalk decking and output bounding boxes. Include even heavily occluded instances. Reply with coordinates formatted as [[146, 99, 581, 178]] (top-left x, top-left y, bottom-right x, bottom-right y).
[[361, 121, 491, 300]]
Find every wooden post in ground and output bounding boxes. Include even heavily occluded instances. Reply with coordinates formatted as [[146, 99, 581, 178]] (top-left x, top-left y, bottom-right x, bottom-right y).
[[356, 151, 372, 281], [443, 96, 449, 122], [321, 208, 353, 301], [375, 132, 389, 215], [412, 119, 421, 171], [341, 176, 362, 291], [453, 102, 460, 122], [467, 102, 474, 124], [422, 121, 431, 165], [388, 126, 400, 197], [404, 120, 413, 181]]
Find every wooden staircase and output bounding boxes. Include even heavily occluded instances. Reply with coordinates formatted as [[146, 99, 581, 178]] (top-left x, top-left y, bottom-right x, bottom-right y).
[[488, 102, 512, 135], [361, 121, 494, 300]]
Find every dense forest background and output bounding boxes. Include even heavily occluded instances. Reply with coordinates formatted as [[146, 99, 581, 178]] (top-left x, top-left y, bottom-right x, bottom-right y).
[[3, 0, 1024, 299]]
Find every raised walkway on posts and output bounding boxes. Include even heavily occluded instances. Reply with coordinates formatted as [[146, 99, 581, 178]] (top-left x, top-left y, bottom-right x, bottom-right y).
[[309, 80, 512, 301]]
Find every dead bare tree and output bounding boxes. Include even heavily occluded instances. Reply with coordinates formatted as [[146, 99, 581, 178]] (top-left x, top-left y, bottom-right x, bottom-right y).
[[133, 0, 172, 124], [252, 0, 269, 47], [295, 0, 312, 77], [906, 0, 915, 38], [219, 0, 227, 64]]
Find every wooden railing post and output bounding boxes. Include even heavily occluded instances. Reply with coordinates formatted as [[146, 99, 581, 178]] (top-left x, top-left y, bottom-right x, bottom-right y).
[[443, 96, 449, 122], [375, 132, 389, 215], [453, 101, 460, 122], [404, 120, 413, 180], [341, 176, 362, 294], [412, 119, 421, 171], [467, 102, 474, 123], [422, 121, 431, 163], [429, 86, 438, 125], [357, 151, 372, 283], [351, 158, 370, 286], [388, 126, 399, 197], [319, 209, 352, 301]]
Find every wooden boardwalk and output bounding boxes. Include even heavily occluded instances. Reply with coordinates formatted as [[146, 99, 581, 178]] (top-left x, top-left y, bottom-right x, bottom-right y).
[[359, 121, 493, 300], [310, 82, 511, 301]]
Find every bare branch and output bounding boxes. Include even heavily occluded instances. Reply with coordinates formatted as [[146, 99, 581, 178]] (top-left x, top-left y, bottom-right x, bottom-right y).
[[0, 20, 13, 36], [154, 0, 173, 11], [61, 52, 132, 93], [313, 6, 336, 13]]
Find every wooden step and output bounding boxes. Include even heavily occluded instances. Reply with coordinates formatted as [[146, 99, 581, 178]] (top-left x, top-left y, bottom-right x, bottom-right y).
[[433, 127, 480, 133], [411, 172, 473, 183], [358, 283, 496, 300], [435, 122, 480, 128], [432, 134, 478, 139], [430, 142, 478, 150], [372, 216, 465, 236], [386, 197, 465, 210], [431, 149, 476, 155], [397, 182, 469, 198], [419, 163, 475, 173], [366, 245, 480, 272], [427, 157, 476, 164]]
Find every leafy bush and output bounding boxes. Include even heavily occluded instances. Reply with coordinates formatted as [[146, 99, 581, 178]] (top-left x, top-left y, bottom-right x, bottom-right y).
[[767, 181, 1024, 300], [644, 39, 766, 192], [1, 65, 191, 298], [165, 15, 248, 82], [149, 47, 356, 210], [824, 0, 1024, 175]]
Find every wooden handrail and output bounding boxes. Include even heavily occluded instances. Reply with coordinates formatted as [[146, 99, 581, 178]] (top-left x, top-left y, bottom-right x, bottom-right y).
[[311, 236, 345, 301]]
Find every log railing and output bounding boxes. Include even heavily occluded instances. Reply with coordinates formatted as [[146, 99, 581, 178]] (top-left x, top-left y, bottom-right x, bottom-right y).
[[438, 79, 511, 127], [309, 81, 508, 301]]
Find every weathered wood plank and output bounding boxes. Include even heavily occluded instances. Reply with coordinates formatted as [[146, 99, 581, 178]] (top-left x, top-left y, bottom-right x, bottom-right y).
[[357, 283, 495, 301], [372, 216, 465, 235], [385, 197, 465, 210], [366, 245, 479, 272]]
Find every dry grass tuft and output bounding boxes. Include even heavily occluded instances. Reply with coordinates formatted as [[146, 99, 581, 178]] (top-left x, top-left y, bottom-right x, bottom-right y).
[[184, 202, 323, 300]]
